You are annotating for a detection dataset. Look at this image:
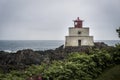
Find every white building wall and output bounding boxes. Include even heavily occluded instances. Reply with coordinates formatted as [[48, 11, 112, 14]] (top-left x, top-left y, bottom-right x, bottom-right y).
[[69, 27, 89, 36], [65, 36, 94, 46]]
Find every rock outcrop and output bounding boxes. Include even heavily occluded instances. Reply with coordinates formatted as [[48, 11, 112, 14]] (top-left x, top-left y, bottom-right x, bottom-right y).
[[0, 42, 110, 72], [0, 49, 43, 72]]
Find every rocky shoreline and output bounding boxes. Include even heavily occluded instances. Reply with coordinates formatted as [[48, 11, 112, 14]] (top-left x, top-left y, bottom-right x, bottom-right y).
[[0, 42, 111, 73]]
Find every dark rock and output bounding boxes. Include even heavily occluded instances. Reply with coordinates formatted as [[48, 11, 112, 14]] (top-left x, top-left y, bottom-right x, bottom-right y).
[[0, 42, 110, 72], [0, 49, 43, 72], [64, 46, 92, 54], [94, 42, 108, 49]]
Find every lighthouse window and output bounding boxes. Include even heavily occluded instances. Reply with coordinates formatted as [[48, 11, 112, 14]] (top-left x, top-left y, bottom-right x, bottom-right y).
[[75, 22, 77, 25], [78, 31, 81, 34]]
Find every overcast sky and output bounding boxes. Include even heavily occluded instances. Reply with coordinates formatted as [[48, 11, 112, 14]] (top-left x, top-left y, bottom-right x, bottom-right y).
[[0, 0, 120, 40]]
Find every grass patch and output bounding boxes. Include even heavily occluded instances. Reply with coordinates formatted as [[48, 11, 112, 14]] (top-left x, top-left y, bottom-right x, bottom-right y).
[[96, 65, 120, 80]]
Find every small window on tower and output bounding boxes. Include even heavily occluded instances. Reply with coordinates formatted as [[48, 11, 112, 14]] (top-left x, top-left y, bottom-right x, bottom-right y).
[[78, 31, 81, 34], [75, 22, 77, 25]]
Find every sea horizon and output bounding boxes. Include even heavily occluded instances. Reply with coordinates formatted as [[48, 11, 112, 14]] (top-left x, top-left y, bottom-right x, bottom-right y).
[[0, 40, 119, 53]]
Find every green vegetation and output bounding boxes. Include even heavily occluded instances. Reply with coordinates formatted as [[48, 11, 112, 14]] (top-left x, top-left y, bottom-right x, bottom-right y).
[[0, 44, 120, 80], [96, 65, 120, 80]]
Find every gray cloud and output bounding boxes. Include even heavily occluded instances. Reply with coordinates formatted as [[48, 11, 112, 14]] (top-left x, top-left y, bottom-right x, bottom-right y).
[[0, 0, 120, 40]]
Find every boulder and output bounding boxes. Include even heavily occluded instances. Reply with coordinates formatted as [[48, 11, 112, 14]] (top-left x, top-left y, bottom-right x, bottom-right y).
[[0, 49, 43, 72]]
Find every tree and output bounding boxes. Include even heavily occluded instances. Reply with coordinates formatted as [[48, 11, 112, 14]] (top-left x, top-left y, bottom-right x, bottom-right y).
[[116, 27, 120, 38]]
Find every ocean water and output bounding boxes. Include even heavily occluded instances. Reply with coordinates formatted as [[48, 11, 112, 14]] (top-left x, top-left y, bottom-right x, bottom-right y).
[[0, 40, 64, 52], [0, 40, 119, 52], [95, 40, 120, 46]]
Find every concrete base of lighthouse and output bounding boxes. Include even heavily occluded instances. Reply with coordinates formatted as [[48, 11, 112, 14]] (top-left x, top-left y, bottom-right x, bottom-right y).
[[65, 36, 94, 46]]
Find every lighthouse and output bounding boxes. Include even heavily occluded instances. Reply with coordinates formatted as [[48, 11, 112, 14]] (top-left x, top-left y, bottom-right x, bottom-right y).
[[65, 17, 94, 47]]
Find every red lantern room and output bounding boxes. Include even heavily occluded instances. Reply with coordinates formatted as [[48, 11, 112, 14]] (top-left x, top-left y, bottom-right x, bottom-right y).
[[74, 17, 83, 28]]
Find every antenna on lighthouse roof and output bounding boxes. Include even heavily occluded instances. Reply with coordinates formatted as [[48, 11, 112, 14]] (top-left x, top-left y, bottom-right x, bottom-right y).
[[77, 17, 80, 20]]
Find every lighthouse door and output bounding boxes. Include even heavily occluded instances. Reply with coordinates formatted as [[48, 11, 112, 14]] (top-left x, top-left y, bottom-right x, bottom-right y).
[[78, 40, 81, 46]]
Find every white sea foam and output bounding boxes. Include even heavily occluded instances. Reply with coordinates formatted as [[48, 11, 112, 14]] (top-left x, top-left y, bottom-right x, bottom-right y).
[[4, 50, 17, 53]]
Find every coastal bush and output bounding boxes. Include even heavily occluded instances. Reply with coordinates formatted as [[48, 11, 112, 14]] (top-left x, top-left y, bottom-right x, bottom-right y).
[[0, 44, 120, 80], [42, 49, 114, 80], [43, 61, 93, 80], [0, 64, 45, 80], [111, 44, 120, 64]]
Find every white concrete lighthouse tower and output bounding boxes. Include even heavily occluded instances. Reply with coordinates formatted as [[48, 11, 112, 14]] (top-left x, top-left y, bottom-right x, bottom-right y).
[[65, 17, 94, 47]]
